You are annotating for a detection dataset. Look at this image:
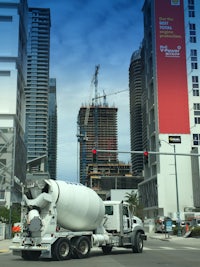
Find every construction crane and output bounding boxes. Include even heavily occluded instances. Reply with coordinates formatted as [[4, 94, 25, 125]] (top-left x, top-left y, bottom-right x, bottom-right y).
[[77, 65, 128, 185], [77, 65, 100, 185], [84, 64, 100, 126], [92, 88, 128, 106]]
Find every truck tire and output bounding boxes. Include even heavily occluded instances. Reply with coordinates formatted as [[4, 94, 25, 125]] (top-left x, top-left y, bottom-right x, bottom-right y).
[[52, 238, 72, 261], [102, 245, 113, 254], [132, 232, 143, 253], [21, 251, 41, 261], [73, 236, 91, 259]]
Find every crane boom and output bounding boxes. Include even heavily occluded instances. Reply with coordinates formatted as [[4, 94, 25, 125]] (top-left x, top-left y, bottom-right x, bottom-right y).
[[92, 88, 128, 105], [84, 64, 100, 126]]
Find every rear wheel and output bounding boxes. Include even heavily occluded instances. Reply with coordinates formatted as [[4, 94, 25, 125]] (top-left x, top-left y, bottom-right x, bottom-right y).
[[52, 238, 71, 261], [132, 232, 143, 253], [73, 236, 91, 259]]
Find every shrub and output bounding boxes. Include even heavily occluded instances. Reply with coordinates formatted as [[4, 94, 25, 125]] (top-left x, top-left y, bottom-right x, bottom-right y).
[[190, 226, 200, 237]]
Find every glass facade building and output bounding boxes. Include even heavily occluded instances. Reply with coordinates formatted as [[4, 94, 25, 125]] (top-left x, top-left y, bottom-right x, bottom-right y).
[[0, 0, 28, 206], [25, 7, 51, 172], [48, 78, 57, 180]]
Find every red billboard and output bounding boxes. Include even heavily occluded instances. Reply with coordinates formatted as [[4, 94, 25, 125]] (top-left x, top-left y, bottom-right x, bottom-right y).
[[155, 0, 190, 134]]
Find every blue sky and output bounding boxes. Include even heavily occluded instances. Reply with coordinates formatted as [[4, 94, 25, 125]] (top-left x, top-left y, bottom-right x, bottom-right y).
[[28, 0, 144, 182]]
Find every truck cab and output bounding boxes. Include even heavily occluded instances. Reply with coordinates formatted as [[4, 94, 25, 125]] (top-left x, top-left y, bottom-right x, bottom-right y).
[[104, 201, 132, 233]]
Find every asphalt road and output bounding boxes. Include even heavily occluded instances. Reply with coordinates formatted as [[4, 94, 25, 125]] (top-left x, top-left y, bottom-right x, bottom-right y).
[[0, 237, 200, 267]]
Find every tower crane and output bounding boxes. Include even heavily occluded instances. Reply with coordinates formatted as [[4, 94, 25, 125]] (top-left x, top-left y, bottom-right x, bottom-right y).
[[77, 64, 128, 185], [77, 65, 100, 184], [92, 88, 128, 106]]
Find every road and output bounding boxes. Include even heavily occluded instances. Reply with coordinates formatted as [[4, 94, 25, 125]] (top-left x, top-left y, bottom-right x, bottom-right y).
[[0, 237, 199, 267]]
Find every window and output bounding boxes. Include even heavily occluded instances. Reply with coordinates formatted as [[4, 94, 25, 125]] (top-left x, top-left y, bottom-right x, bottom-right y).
[[105, 205, 113, 215], [192, 76, 199, 96], [194, 103, 200, 124], [188, 0, 194, 4], [188, 0, 195, 17], [192, 76, 199, 83], [189, 23, 196, 43], [0, 190, 5, 200], [189, 23, 196, 30], [191, 49, 197, 57], [0, 16, 12, 22], [193, 90, 199, 96], [190, 36, 196, 43], [193, 134, 200, 145], [191, 49, 197, 61], [189, 10, 195, 17], [192, 62, 198, 69], [191, 50, 198, 69], [123, 206, 129, 217], [194, 103, 200, 110], [0, 71, 10, 76]]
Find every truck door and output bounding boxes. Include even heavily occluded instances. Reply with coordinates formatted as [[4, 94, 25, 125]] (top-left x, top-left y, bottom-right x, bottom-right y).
[[123, 204, 132, 233]]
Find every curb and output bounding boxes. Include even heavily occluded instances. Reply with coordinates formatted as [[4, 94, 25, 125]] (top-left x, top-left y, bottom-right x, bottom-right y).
[[149, 235, 171, 241]]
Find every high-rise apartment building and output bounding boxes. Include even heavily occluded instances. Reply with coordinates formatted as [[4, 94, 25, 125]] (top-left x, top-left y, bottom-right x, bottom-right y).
[[129, 49, 143, 175], [134, 0, 200, 220], [48, 78, 57, 180], [0, 0, 28, 206], [25, 7, 51, 174]]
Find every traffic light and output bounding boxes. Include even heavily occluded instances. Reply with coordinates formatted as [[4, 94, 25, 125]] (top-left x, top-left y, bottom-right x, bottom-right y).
[[92, 149, 97, 163], [143, 151, 149, 164]]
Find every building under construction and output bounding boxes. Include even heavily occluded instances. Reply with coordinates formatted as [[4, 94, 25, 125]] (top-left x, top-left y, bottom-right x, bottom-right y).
[[77, 65, 143, 195], [77, 104, 118, 185]]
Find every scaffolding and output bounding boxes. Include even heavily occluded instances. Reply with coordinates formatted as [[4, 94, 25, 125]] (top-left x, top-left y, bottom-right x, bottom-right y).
[[0, 128, 15, 207]]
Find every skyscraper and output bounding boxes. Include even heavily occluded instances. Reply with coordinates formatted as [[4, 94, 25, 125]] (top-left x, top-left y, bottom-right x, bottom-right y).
[[0, 0, 28, 206], [48, 78, 57, 180], [129, 48, 143, 175], [25, 7, 51, 173], [135, 0, 200, 219]]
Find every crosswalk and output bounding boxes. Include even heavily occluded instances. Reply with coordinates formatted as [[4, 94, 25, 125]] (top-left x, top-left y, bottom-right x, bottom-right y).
[[91, 246, 199, 253], [144, 246, 199, 251]]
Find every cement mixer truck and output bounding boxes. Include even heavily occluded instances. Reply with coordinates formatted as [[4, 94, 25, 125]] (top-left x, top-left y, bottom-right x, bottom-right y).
[[10, 179, 146, 261]]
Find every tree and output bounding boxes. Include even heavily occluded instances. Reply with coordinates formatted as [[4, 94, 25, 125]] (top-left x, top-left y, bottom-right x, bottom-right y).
[[125, 190, 144, 219], [0, 204, 21, 224]]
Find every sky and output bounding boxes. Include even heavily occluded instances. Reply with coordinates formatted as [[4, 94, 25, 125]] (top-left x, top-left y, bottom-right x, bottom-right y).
[[28, 0, 144, 182]]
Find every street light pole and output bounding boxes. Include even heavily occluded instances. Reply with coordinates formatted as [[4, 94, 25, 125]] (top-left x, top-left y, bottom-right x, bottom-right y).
[[173, 145, 181, 236]]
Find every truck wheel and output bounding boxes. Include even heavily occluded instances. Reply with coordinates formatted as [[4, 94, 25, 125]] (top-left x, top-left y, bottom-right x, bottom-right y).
[[102, 245, 113, 254], [132, 232, 143, 253], [74, 236, 91, 259], [52, 238, 71, 261], [21, 251, 41, 261]]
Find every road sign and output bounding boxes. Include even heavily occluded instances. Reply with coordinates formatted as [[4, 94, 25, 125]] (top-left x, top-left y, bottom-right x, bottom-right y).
[[165, 219, 173, 232]]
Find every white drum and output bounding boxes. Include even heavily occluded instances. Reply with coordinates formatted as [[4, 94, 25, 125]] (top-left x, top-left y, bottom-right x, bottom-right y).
[[48, 179, 105, 231]]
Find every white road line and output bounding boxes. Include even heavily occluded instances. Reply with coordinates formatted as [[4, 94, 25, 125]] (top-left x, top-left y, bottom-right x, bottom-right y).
[[183, 247, 199, 250], [159, 246, 174, 250], [144, 246, 199, 251], [91, 246, 199, 252]]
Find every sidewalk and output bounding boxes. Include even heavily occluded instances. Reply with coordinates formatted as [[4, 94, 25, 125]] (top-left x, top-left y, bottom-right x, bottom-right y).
[[147, 232, 200, 245], [0, 239, 12, 253]]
